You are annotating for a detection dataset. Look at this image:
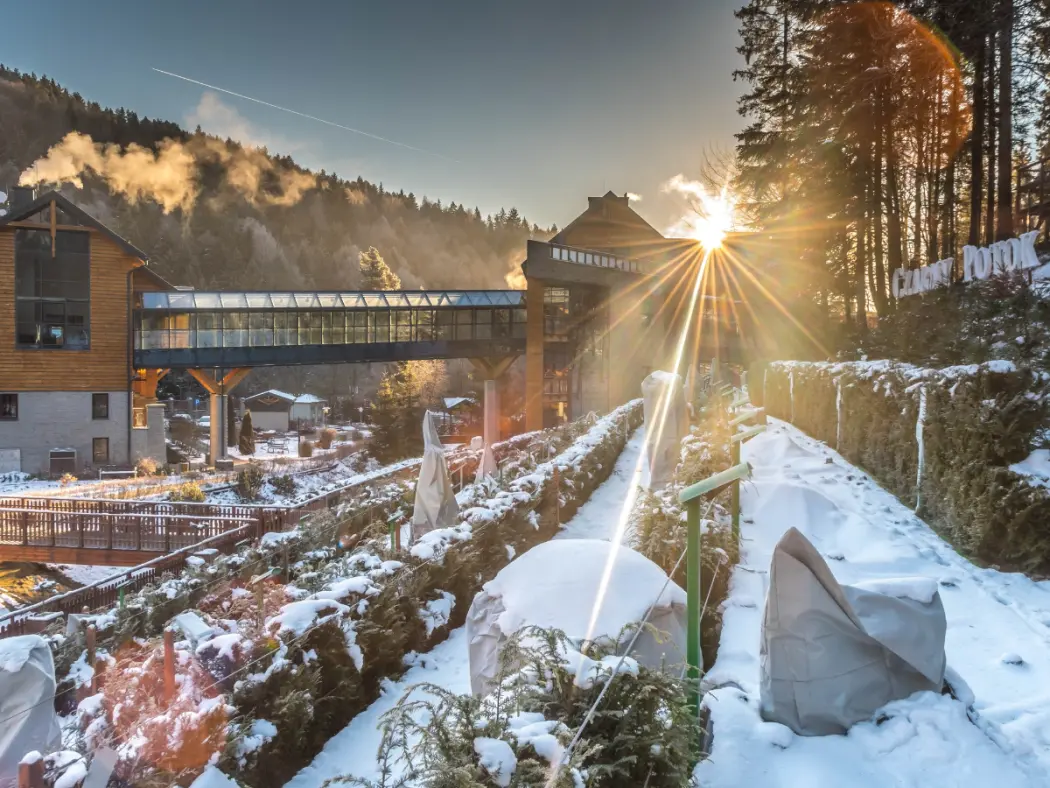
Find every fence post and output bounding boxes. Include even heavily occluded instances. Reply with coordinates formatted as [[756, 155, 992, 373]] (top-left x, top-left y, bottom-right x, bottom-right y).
[[21, 509, 28, 546], [678, 461, 753, 720], [18, 757, 43, 788], [163, 629, 176, 702]]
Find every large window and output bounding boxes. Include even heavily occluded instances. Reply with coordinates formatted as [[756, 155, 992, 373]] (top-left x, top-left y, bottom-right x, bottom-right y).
[[0, 394, 17, 420], [15, 229, 90, 349]]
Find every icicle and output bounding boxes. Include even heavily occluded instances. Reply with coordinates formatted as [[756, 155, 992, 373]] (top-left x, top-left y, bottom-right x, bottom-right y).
[[915, 386, 926, 512]]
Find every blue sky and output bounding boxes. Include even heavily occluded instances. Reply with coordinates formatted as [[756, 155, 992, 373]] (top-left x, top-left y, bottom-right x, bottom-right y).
[[0, 0, 744, 230]]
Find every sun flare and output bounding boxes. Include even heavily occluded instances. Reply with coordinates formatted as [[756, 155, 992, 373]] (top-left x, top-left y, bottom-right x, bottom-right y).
[[663, 175, 737, 250]]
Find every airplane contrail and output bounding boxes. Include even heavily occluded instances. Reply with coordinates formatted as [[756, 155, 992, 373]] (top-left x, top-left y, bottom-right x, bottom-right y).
[[152, 67, 460, 163]]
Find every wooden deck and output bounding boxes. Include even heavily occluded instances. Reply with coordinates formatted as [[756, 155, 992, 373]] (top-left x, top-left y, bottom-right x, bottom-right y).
[[0, 497, 270, 566]]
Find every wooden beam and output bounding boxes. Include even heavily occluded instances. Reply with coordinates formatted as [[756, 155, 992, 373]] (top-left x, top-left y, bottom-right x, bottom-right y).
[[188, 368, 251, 395], [469, 356, 517, 380], [221, 368, 251, 392], [187, 369, 221, 395]]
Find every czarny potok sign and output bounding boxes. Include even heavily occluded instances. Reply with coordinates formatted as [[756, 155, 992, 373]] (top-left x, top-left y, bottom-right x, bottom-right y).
[[892, 230, 1042, 298]]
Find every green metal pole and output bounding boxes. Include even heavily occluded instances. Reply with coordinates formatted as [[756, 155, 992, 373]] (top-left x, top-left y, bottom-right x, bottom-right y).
[[686, 498, 701, 718], [731, 439, 741, 544]]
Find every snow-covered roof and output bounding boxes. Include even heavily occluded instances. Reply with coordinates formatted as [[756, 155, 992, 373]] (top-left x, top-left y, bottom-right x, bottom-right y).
[[294, 394, 326, 404], [245, 389, 295, 402], [444, 396, 475, 410]]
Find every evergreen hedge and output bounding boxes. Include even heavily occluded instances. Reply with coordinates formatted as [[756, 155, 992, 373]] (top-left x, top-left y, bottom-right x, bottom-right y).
[[759, 360, 1050, 574]]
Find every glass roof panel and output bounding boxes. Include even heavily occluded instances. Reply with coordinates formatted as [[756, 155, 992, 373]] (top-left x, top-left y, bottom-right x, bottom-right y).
[[141, 292, 169, 308], [445, 292, 467, 306], [341, 294, 366, 308], [194, 293, 221, 309], [167, 291, 196, 310], [246, 293, 272, 308], [318, 294, 340, 308], [364, 294, 387, 307], [294, 293, 319, 307], [220, 293, 248, 308], [405, 293, 429, 306], [388, 293, 410, 307], [270, 293, 295, 308]]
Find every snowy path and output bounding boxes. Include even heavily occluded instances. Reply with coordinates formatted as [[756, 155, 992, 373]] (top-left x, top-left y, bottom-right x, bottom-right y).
[[284, 427, 646, 787], [697, 419, 1050, 787]]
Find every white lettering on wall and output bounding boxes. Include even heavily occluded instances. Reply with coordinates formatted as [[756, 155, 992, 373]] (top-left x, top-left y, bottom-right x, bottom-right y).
[[894, 231, 1042, 298]]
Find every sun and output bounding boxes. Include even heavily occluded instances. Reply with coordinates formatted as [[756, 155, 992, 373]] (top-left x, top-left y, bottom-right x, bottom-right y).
[[664, 178, 737, 250]]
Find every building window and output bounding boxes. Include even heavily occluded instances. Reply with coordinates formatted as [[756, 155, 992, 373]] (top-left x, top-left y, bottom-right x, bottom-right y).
[[92, 393, 109, 420], [14, 228, 91, 349], [0, 394, 17, 420], [92, 437, 109, 464]]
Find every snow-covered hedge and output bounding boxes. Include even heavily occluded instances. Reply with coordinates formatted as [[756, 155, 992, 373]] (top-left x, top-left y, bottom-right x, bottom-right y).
[[218, 400, 642, 787], [757, 360, 1050, 572]]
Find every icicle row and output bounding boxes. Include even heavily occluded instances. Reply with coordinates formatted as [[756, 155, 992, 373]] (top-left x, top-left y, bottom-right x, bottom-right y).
[[915, 385, 927, 512]]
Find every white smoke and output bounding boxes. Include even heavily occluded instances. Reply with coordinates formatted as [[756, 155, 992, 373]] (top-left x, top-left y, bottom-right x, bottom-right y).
[[19, 130, 317, 213], [626, 192, 643, 202]]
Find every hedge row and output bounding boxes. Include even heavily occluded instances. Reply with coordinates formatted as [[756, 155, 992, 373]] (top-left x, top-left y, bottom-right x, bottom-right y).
[[201, 401, 645, 787], [752, 360, 1050, 574]]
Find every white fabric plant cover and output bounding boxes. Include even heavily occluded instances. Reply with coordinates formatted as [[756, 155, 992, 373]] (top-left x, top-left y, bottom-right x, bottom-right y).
[[641, 371, 688, 489], [760, 527, 947, 736], [411, 411, 460, 540], [466, 539, 687, 697], [0, 636, 60, 787]]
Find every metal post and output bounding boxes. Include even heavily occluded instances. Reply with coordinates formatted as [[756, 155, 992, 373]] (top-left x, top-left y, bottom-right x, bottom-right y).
[[685, 498, 701, 717], [731, 439, 741, 544]]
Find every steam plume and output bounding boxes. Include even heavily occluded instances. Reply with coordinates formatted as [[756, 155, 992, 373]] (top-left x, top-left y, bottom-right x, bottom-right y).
[[19, 132, 318, 213]]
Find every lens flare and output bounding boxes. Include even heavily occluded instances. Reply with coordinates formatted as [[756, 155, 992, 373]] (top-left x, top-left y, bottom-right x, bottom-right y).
[[663, 174, 736, 250]]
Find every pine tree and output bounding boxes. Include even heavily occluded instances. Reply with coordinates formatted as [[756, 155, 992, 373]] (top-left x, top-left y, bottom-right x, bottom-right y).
[[239, 410, 255, 455], [359, 247, 402, 290]]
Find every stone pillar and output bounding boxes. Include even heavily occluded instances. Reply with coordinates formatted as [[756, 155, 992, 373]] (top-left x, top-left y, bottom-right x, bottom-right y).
[[525, 277, 545, 432], [209, 394, 228, 466], [477, 378, 499, 478]]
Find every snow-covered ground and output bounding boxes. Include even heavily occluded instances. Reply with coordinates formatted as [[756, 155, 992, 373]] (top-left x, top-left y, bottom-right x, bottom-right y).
[[284, 427, 648, 787], [697, 419, 1050, 787]]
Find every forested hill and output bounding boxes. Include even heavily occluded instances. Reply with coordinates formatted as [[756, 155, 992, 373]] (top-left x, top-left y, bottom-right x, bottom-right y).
[[0, 66, 551, 291]]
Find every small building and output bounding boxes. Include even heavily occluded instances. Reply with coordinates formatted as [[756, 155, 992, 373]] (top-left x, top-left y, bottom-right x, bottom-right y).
[[243, 390, 326, 431]]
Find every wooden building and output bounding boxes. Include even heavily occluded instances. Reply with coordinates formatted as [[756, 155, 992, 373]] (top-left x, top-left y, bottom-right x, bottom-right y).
[[0, 187, 170, 475]]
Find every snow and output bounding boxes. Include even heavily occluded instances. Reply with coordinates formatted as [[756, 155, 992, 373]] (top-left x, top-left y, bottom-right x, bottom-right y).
[[419, 590, 455, 636], [473, 737, 517, 786], [284, 627, 472, 788], [189, 766, 241, 788], [1009, 448, 1050, 485], [48, 564, 126, 587], [0, 634, 40, 673], [53, 759, 87, 788], [285, 415, 644, 787], [268, 599, 349, 637], [697, 419, 1050, 786], [486, 537, 683, 643]]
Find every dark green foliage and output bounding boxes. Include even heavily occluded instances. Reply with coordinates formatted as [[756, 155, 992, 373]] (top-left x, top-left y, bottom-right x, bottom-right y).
[[239, 411, 255, 455], [336, 628, 694, 788], [271, 474, 297, 497], [237, 463, 264, 501], [764, 361, 1050, 574]]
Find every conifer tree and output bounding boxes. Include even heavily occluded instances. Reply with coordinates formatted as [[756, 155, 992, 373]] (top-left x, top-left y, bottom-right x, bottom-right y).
[[239, 410, 255, 455], [359, 247, 402, 290]]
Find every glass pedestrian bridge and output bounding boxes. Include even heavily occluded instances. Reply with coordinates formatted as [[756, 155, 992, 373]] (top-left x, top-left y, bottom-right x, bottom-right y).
[[133, 289, 527, 368]]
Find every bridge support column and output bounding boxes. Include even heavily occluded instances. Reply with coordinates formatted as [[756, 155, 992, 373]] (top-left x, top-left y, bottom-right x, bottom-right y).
[[470, 357, 517, 479], [525, 277, 545, 433], [188, 368, 251, 466]]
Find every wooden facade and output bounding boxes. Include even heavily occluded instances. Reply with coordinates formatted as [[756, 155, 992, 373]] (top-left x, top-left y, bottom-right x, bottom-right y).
[[0, 220, 144, 392]]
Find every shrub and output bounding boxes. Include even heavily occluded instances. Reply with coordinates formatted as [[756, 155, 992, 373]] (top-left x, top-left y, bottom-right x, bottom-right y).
[[240, 411, 256, 455], [135, 456, 159, 477], [237, 464, 265, 501], [59, 473, 77, 486], [271, 474, 297, 497], [299, 440, 314, 458], [350, 628, 694, 788], [318, 427, 337, 450], [171, 481, 206, 503]]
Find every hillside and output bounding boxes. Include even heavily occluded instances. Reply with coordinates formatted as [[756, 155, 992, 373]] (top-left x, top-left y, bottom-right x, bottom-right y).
[[0, 66, 551, 293]]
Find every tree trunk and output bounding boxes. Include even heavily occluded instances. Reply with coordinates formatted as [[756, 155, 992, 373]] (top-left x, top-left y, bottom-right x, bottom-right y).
[[873, 87, 888, 314], [969, 39, 985, 246], [996, 0, 1014, 239], [887, 114, 904, 295], [986, 31, 997, 246]]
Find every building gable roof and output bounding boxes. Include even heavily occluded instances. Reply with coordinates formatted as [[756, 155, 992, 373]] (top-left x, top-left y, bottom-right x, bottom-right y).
[[551, 191, 665, 254], [0, 189, 151, 262]]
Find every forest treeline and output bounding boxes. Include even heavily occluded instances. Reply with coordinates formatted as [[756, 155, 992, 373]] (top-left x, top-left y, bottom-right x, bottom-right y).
[[733, 0, 1050, 335], [0, 66, 551, 293]]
